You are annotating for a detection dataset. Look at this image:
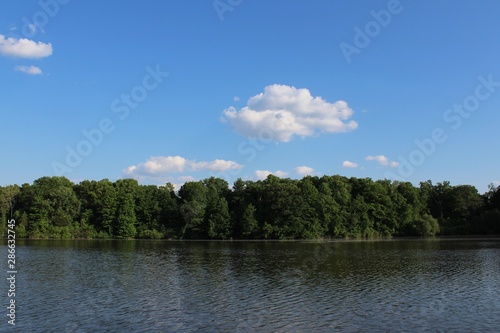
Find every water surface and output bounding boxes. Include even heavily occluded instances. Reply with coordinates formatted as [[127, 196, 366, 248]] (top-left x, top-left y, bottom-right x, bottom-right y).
[[3, 238, 500, 332]]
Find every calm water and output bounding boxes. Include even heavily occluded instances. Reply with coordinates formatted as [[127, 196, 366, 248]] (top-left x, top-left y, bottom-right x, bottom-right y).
[[2, 238, 500, 332]]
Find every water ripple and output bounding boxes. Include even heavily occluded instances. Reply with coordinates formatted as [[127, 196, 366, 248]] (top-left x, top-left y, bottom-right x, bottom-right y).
[[5, 239, 500, 332]]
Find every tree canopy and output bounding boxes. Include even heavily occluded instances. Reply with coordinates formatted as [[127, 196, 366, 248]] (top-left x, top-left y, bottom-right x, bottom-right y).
[[1, 175, 498, 239]]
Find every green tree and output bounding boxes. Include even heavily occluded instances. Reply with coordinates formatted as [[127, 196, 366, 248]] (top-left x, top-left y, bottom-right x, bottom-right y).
[[73, 180, 101, 238], [89, 180, 116, 237], [296, 177, 324, 238], [28, 194, 51, 237], [259, 175, 301, 239], [2, 174, 498, 239], [178, 181, 208, 238], [135, 185, 163, 238], [205, 187, 231, 239], [228, 178, 248, 238], [23, 177, 80, 238], [394, 181, 425, 235], [490, 184, 500, 210], [0, 185, 20, 236], [158, 182, 181, 238], [240, 203, 259, 238], [446, 185, 484, 233], [114, 179, 138, 238], [316, 181, 340, 237], [348, 195, 372, 238], [35, 177, 80, 227], [322, 175, 351, 237]]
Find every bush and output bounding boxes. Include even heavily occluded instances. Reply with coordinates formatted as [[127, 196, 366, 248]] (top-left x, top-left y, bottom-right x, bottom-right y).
[[138, 229, 164, 239], [413, 214, 440, 236]]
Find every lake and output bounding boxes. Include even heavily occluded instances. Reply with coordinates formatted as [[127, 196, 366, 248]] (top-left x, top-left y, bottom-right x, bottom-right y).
[[2, 238, 500, 332]]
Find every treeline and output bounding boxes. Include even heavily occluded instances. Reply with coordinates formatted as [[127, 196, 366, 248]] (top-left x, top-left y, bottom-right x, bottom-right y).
[[0, 175, 499, 239]]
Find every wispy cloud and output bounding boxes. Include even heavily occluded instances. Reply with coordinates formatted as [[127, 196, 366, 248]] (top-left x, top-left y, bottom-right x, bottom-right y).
[[222, 84, 358, 142], [0, 34, 52, 58], [342, 160, 358, 168], [15, 65, 42, 75], [366, 155, 399, 167]]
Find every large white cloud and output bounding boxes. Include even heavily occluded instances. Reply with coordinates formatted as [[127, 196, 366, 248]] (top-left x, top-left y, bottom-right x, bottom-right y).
[[124, 155, 243, 177], [0, 34, 52, 58], [366, 155, 399, 167], [15, 65, 42, 75], [221, 84, 358, 142]]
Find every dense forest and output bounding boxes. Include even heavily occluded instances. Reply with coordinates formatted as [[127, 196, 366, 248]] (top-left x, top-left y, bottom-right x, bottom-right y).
[[1, 175, 499, 239]]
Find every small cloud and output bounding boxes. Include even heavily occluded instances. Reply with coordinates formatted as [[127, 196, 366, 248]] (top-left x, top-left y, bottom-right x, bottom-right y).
[[233, 96, 240, 102], [125, 156, 186, 175], [0, 34, 52, 58], [221, 84, 358, 142], [274, 171, 289, 178], [493, 180, 500, 187], [366, 155, 399, 168], [15, 65, 42, 75], [255, 170, 271, 180], [124, 155, 243, 178], [9, 24, 18, 32], [342, 160, 358, 168], [295, 166, 314, 176], [191, 159, 243, 172], [255, 170, 289, 180]]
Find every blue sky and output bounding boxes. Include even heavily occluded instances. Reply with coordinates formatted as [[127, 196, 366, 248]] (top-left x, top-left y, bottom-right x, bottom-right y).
[[1, 0, 499, 193]]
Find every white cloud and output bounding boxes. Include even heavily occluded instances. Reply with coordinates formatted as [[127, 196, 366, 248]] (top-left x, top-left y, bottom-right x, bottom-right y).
[[0, 34, 52, 58], [493, 180, 500, 187], [295, 166, 314, 176], [342, 160, 358, 168], [255, 170, 289, 180], [274, 171, 289, 178], [125, 156, 187, 175], [366, 155, 399, 167], [221, 84, 358, 142], [15, 65, 42, 75], [124, 155, 243, 178], [191, 159, 243, 172]]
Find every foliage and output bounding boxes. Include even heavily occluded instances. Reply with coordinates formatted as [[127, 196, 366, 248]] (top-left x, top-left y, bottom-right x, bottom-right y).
[[1, 175, 498, 239]]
